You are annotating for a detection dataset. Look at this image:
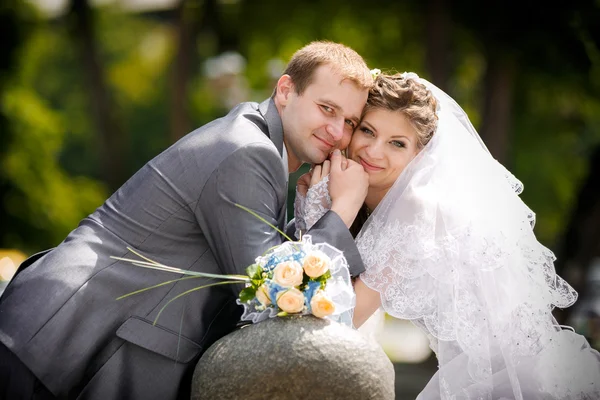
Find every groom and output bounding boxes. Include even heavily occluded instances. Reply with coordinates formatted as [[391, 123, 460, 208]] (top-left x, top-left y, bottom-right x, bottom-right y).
[[0, 41, 371, 399]]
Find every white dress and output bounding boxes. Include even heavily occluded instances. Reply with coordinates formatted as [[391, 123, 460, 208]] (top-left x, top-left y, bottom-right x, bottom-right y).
[[295, 177, 600, 399]]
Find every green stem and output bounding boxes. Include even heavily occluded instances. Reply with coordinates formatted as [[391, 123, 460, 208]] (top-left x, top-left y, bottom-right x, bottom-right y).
[[153, 280, 241, 325], [235, 203, 293, 242], [116, 275, 204, 300], [111, 256, 249, 281]]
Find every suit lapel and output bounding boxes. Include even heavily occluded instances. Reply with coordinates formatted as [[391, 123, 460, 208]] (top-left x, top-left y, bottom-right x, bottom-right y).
[[258, 98, 284, 158], [259, 98, 288, 222]]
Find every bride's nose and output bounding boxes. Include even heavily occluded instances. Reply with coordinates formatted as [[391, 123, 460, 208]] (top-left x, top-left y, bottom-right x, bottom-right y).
[[365, 141, 384, 159]]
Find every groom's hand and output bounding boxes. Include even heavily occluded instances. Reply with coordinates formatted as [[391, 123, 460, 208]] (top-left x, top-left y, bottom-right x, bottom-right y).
[[329, 150, 368, 228]]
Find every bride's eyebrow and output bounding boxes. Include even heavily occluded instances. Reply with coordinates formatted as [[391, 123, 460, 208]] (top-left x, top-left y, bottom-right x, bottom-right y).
[[391, 134, 412, 143], [361, 121, 377, 132]]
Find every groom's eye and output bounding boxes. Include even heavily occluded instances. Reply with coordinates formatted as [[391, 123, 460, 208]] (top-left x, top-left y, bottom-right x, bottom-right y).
[[320, 105, 334, 114], [345, 119, 356, 128]]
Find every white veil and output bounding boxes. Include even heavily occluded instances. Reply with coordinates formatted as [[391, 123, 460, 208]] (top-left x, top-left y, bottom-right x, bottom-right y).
[[357, 73, 599, 399]]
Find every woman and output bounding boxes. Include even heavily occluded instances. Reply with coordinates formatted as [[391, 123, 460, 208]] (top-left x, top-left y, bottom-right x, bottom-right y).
[[295, 72, 600, 399]]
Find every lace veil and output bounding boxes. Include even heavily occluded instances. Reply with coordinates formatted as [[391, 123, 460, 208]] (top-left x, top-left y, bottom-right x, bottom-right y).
[[358, 73, 581, 399]]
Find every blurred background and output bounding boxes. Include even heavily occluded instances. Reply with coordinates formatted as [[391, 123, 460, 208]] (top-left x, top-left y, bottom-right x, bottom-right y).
[[1, 0, 599, 397]]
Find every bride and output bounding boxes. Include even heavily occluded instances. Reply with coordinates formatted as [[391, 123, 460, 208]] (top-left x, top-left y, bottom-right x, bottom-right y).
[[295, 71, 600, 399]]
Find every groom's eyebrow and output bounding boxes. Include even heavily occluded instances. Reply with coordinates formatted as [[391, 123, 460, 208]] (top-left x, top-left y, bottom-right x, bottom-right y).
[[321, 99, 360, 125]]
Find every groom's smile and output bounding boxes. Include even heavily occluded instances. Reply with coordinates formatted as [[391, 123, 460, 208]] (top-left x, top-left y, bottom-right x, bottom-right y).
[[313, 133, 335, 151], [274, 64, 368, 171]]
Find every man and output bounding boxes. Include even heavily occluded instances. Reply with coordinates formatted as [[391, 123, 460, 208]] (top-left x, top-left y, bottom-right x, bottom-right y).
[[0, 41, 371, 399]]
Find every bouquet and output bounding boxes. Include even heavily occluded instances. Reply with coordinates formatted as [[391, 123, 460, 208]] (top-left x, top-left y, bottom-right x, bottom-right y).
[[236, 234, 355, 325], [112, 205, 355, 326]]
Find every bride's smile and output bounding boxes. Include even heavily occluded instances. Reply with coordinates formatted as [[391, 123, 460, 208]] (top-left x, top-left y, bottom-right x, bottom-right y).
[[348, 108, 420, 194]]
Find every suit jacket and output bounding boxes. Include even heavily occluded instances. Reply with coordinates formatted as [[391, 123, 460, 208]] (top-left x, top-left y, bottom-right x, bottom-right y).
[[0, 99, 365, 399]]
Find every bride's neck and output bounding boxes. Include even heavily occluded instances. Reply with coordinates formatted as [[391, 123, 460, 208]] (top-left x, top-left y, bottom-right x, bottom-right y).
[[365, 188, 386, 212]]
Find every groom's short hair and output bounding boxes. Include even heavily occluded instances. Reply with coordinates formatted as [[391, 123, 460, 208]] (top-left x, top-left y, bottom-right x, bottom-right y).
[[283, 41, 373, 95]]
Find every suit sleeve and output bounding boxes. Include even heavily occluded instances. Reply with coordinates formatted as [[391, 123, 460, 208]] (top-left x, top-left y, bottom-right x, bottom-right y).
[[197, 143, 364, 291], [286, 216, 365, 277], [306, 211, 365, 277], [196, 143, 289, 283]]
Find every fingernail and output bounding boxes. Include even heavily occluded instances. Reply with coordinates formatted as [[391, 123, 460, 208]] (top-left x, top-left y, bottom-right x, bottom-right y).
[[333, 149, 341, 156]]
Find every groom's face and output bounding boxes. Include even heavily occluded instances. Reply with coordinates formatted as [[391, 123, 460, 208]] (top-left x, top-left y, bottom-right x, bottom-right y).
[[276, 65, 368, 171]]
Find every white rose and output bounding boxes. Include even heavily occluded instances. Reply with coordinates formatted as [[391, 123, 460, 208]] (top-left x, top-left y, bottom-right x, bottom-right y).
[[276, 288, 305, 314], [310, 290, 335, 318], [273, 261, 304, 287], [255, 284, 271, 306], [302, 250, 330, 278]]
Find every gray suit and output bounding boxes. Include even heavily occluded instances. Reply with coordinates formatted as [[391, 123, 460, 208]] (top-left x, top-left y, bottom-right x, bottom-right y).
[[0, 99, 364, 399]]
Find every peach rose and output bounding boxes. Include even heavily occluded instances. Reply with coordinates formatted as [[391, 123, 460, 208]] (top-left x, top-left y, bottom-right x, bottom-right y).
[[273, 261, 304, 287], [255, 284, 271, 306], [276, 288, 305, 314], [310, 290, 335, 318], [302, 250, 331, 278]]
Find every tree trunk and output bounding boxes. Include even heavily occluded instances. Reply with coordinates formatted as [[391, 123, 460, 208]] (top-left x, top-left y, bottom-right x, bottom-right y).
[[69, 0, 126, 191], [169, 1, 201, 143], [479, 52, 516, 165], [554, 145, 600, 322], [168, 0, 240, 142], [425, 0, 451, 91]]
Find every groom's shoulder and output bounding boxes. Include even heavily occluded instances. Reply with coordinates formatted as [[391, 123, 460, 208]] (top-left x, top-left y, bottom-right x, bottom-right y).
[[226, 101, 271, 139], [190, 101, 271, 143], [154, 101, 279, 168]]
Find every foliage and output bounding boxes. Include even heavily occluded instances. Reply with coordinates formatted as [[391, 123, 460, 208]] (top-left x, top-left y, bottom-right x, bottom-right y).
[[1, 0, 599, 258]]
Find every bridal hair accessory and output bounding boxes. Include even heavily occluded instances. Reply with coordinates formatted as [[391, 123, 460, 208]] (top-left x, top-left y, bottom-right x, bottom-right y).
[[112, 204, 355, 326], [400, 71, 420, 81], [370, 68, 381, 79]]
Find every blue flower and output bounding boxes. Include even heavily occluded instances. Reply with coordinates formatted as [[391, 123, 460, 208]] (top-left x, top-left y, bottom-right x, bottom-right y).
[[267, 281, 286, 310], [303, 280, 321, 312]]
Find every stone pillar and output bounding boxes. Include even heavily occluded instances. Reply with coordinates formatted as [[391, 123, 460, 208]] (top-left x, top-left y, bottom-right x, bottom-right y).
[[191, 315, 395, 399]]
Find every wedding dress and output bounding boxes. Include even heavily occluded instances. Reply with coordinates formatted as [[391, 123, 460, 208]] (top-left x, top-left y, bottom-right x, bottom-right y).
[[294, 74, 600, 399]]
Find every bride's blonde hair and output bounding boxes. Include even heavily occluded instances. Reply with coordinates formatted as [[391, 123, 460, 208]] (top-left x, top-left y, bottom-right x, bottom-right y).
[[365, 73, 438, 149]]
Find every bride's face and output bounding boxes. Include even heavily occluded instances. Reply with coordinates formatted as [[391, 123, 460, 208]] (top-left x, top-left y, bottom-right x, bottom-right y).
[[348, 108, 420, 192]]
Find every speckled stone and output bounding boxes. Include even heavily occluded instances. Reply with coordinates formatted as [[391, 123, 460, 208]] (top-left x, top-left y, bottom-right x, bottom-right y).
[[191, 315, 395, 399]]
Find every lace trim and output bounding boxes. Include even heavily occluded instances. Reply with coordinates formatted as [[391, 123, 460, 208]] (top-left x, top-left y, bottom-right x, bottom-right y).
[[294, 176, 331, 238], [358, 212, 579, 387]]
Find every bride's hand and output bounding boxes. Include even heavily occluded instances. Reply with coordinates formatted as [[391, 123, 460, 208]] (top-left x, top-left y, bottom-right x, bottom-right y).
[[296, 169, 312, 197], [329, 150, 369, 228], [309, 159, 330, 188]]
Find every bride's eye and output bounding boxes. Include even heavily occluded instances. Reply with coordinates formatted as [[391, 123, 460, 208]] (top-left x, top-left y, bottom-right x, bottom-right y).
[[360, 127, 374, 136], [391, 140, 406, 148]]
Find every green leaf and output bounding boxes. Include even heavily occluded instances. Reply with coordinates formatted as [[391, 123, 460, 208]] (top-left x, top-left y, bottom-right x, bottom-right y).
[[316, 270, 332, 282], [239, 287, 257, 303], [246, 264, 262, 280], [251, 278, 263, 288]]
